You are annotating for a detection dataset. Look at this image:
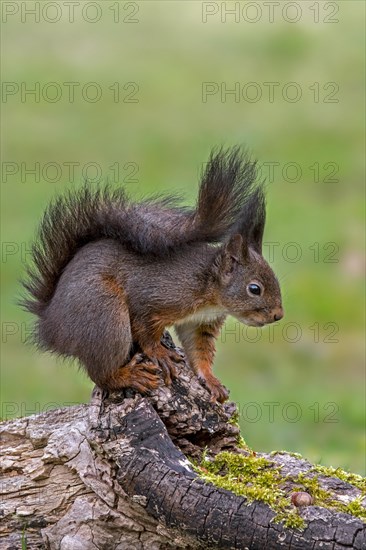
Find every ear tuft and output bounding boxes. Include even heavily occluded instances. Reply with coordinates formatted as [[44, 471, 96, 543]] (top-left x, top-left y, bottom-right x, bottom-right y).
[[234, 186, 266, 254], [225, 233, 243, 261]]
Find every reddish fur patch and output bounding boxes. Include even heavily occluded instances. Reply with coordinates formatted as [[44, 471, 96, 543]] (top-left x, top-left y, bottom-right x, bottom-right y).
[[102, 274, 125, 301]]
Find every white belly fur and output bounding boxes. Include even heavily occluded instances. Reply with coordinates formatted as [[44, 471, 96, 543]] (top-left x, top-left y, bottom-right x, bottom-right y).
[[174, 306, 226, 326]]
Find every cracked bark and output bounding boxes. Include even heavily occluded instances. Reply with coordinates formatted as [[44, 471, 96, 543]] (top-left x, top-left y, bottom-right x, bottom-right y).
[[1, 334, 365, 549]]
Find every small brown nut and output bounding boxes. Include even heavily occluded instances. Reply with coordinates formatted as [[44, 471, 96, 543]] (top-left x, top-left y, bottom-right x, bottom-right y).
[[291, 491, 314, 507]]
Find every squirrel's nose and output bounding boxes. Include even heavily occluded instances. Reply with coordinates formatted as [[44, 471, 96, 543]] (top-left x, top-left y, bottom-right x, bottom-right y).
[[273, 307, 284, 322]]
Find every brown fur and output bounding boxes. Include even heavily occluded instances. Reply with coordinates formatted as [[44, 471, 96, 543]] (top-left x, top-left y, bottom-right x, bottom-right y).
[[21, 147, 283, 402]]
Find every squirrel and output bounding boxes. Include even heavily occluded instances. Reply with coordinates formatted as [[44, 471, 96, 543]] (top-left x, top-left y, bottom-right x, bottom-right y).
[[21, 147, 283, 403]]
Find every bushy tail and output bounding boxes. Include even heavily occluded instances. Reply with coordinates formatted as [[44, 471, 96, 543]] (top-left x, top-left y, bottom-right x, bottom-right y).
[[21, 185, 127, 316], [21, 147, 260, 316]]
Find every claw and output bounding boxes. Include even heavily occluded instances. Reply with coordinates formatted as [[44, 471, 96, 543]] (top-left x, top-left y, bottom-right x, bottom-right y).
[[113, 359, 162, 394], [159, 358, 178, 385], [200, 374, 229, 404]]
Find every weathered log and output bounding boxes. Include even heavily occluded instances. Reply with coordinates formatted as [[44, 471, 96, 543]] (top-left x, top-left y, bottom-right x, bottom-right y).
[[1, 334, 365, 549]]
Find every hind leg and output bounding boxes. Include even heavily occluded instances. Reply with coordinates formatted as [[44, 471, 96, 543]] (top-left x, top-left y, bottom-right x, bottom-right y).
[[41, 244, 164, 393], [105, 353, 162, 392], [82, 275, 163, 392]]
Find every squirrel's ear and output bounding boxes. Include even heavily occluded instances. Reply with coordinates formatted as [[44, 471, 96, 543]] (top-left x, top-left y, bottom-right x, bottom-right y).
[[225, 233, 243, 261], [215, 234, 243, 282]]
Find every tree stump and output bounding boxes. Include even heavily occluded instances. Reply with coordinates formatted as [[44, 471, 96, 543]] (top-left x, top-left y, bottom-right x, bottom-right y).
[[1, 334, 365, 549]]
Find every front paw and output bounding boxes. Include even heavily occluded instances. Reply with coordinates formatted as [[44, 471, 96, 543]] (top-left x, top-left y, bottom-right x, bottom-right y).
[[200, 374, 229, 403]]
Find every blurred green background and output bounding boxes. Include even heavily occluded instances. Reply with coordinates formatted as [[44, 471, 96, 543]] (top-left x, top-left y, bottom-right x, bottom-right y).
[[1, 2, 365, 474]]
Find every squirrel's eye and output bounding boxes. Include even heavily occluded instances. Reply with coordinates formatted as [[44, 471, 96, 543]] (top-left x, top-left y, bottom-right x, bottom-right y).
[[247, 283, 261, 296]]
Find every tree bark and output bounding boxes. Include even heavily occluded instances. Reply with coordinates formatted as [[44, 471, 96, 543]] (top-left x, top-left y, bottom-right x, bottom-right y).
[[1, 334, 365, 549]]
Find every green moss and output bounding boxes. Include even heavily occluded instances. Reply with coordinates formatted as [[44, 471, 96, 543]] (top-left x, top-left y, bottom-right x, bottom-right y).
[[237, 435, 249, 449], [227, 410, 248, 449], [345, 498, 366, 521], [312, 465, 366, 494], [293, 473, 332, 502], [272, 509, 306, 530], [192, 451, 366, 530], [290, 472, 366, 522], [193, 451, 305, 530], [228, 410, 240, 426]]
